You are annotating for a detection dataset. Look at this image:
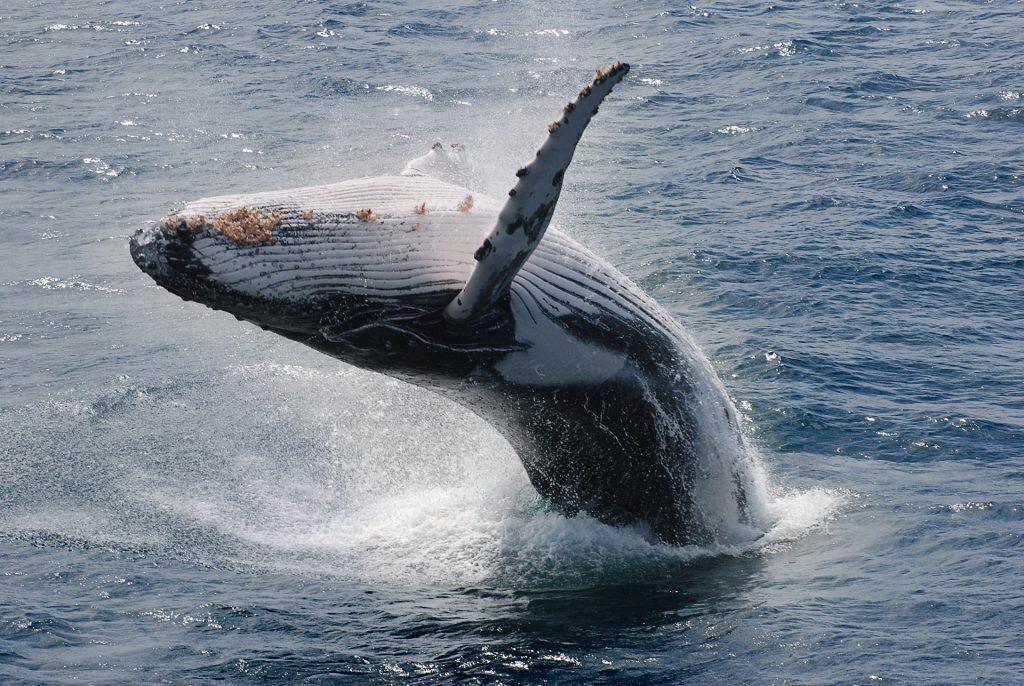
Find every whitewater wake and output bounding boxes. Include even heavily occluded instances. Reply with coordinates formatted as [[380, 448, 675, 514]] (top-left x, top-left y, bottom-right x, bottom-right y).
[[1, 357, 842, 588]]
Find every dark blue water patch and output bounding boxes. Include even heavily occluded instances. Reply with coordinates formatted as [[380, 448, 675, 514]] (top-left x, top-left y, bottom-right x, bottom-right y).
[[880, 417, 1024, 464], [937, 161, 1024, 189], [735, 154, 788, 172], [1, 607, 83, 650], [746, 382, 1024, 464], [387, 21, 474, 41], [0, 155, 143, 184], [0, 72, 79, 97], [0, 157, 79, 181], [803, 93, 865, 114], [942, 189, 1024, 223], [787, 37, 840, 58], [806, 255, 963, 296], [0, 648, 31, 672], [0, 535, 770, 684], [871, 170, 962, 196], [930, 501, 1024, 522], [808, 22, 896, 44], [254, 22, 322, 43], [0, 127, 68, 144], [774, 194, 856, 212], [857, 319, 1005, 349], [325, 3, 373, 18], [702, 165, 761, 184], [847, 71, 947, 95], [885, 201, 932, 218]]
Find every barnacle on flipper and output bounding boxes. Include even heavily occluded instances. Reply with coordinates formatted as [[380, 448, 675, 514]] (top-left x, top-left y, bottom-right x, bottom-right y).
[[593, 61, 626, 85]]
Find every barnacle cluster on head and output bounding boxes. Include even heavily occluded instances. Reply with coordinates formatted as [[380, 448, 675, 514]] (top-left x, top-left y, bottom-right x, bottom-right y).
[[163, 213, 209, 233], [355, 208, 379, 223], [457, 194, 474, 212], [212, 206, 281, 245], [186, 215, 207, 231]]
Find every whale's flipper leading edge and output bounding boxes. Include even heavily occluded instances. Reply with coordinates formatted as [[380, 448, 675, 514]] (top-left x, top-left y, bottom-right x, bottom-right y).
[[444, 61, 630, 323]]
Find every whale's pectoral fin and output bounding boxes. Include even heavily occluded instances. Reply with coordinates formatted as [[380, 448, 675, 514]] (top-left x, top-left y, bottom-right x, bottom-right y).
[[444, 61, 630, 323], [401, 142, 477, 189]]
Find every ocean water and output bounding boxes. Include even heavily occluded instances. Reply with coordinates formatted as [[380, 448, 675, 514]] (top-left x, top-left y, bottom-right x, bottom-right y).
[[1, 0, 1022, 683]]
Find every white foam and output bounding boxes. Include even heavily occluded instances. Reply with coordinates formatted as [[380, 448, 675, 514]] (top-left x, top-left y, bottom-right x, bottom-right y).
[[760, 486, 847, 548], [375, 84, 434, 101]]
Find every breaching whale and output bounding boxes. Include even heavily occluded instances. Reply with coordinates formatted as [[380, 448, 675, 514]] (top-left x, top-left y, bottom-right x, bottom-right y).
[[130, 62, 765, 545]]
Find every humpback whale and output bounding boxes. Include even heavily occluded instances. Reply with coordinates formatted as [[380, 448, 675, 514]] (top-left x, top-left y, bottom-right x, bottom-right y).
[[130, 62, 765, 545]]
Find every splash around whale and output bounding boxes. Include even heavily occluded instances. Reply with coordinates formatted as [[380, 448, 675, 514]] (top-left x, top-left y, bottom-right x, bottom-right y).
[[130, 62, 770, 546]]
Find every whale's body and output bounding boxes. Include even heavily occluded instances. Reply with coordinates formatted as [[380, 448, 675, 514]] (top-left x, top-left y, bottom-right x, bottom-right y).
[[131, 63, 766, 545]]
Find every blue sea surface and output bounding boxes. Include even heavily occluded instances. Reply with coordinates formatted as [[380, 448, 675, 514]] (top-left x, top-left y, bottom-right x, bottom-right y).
[[2, 1, 1022, 683]]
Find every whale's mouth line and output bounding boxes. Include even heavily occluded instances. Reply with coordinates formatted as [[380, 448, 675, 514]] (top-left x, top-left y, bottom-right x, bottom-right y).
[[322, 305, 525, 355]]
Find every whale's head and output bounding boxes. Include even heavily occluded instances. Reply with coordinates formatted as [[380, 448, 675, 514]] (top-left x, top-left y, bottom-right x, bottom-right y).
[[129, 179, 520, 375]]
